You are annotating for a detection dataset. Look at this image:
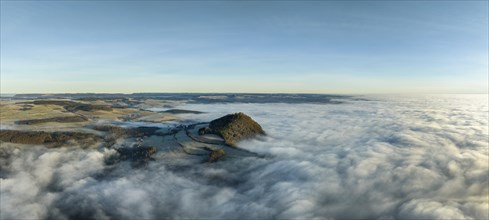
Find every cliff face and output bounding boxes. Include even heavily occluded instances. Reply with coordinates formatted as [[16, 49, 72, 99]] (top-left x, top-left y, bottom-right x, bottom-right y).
[[207, 112, 265, 146]]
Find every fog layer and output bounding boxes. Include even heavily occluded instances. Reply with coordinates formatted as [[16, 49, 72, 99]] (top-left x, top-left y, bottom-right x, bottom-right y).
[[1, 95, 488, 219]]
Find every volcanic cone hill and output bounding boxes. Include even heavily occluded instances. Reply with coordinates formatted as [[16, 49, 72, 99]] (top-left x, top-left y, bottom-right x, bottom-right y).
[[202, 112, 265, 146]]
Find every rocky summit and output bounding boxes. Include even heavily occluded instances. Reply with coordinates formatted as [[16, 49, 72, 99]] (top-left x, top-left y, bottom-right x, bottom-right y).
[[201, 112, 265, 146]]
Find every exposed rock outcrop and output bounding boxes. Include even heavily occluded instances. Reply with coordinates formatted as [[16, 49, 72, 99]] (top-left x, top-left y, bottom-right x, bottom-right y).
[[208, 149, 225, 162], [201, 112, 265, 146], [115, 146, 157, 161]]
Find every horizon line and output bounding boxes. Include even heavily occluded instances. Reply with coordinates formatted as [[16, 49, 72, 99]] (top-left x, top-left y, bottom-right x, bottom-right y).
[[1, 92, 488, 95]]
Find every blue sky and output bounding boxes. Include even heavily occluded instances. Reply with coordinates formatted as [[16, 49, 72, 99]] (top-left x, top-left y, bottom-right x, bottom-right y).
[[1, 1, 487, 94]]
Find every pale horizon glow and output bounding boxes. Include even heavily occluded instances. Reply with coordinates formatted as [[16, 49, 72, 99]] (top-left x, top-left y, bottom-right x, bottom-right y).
[[1, 1, 488, 94]]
